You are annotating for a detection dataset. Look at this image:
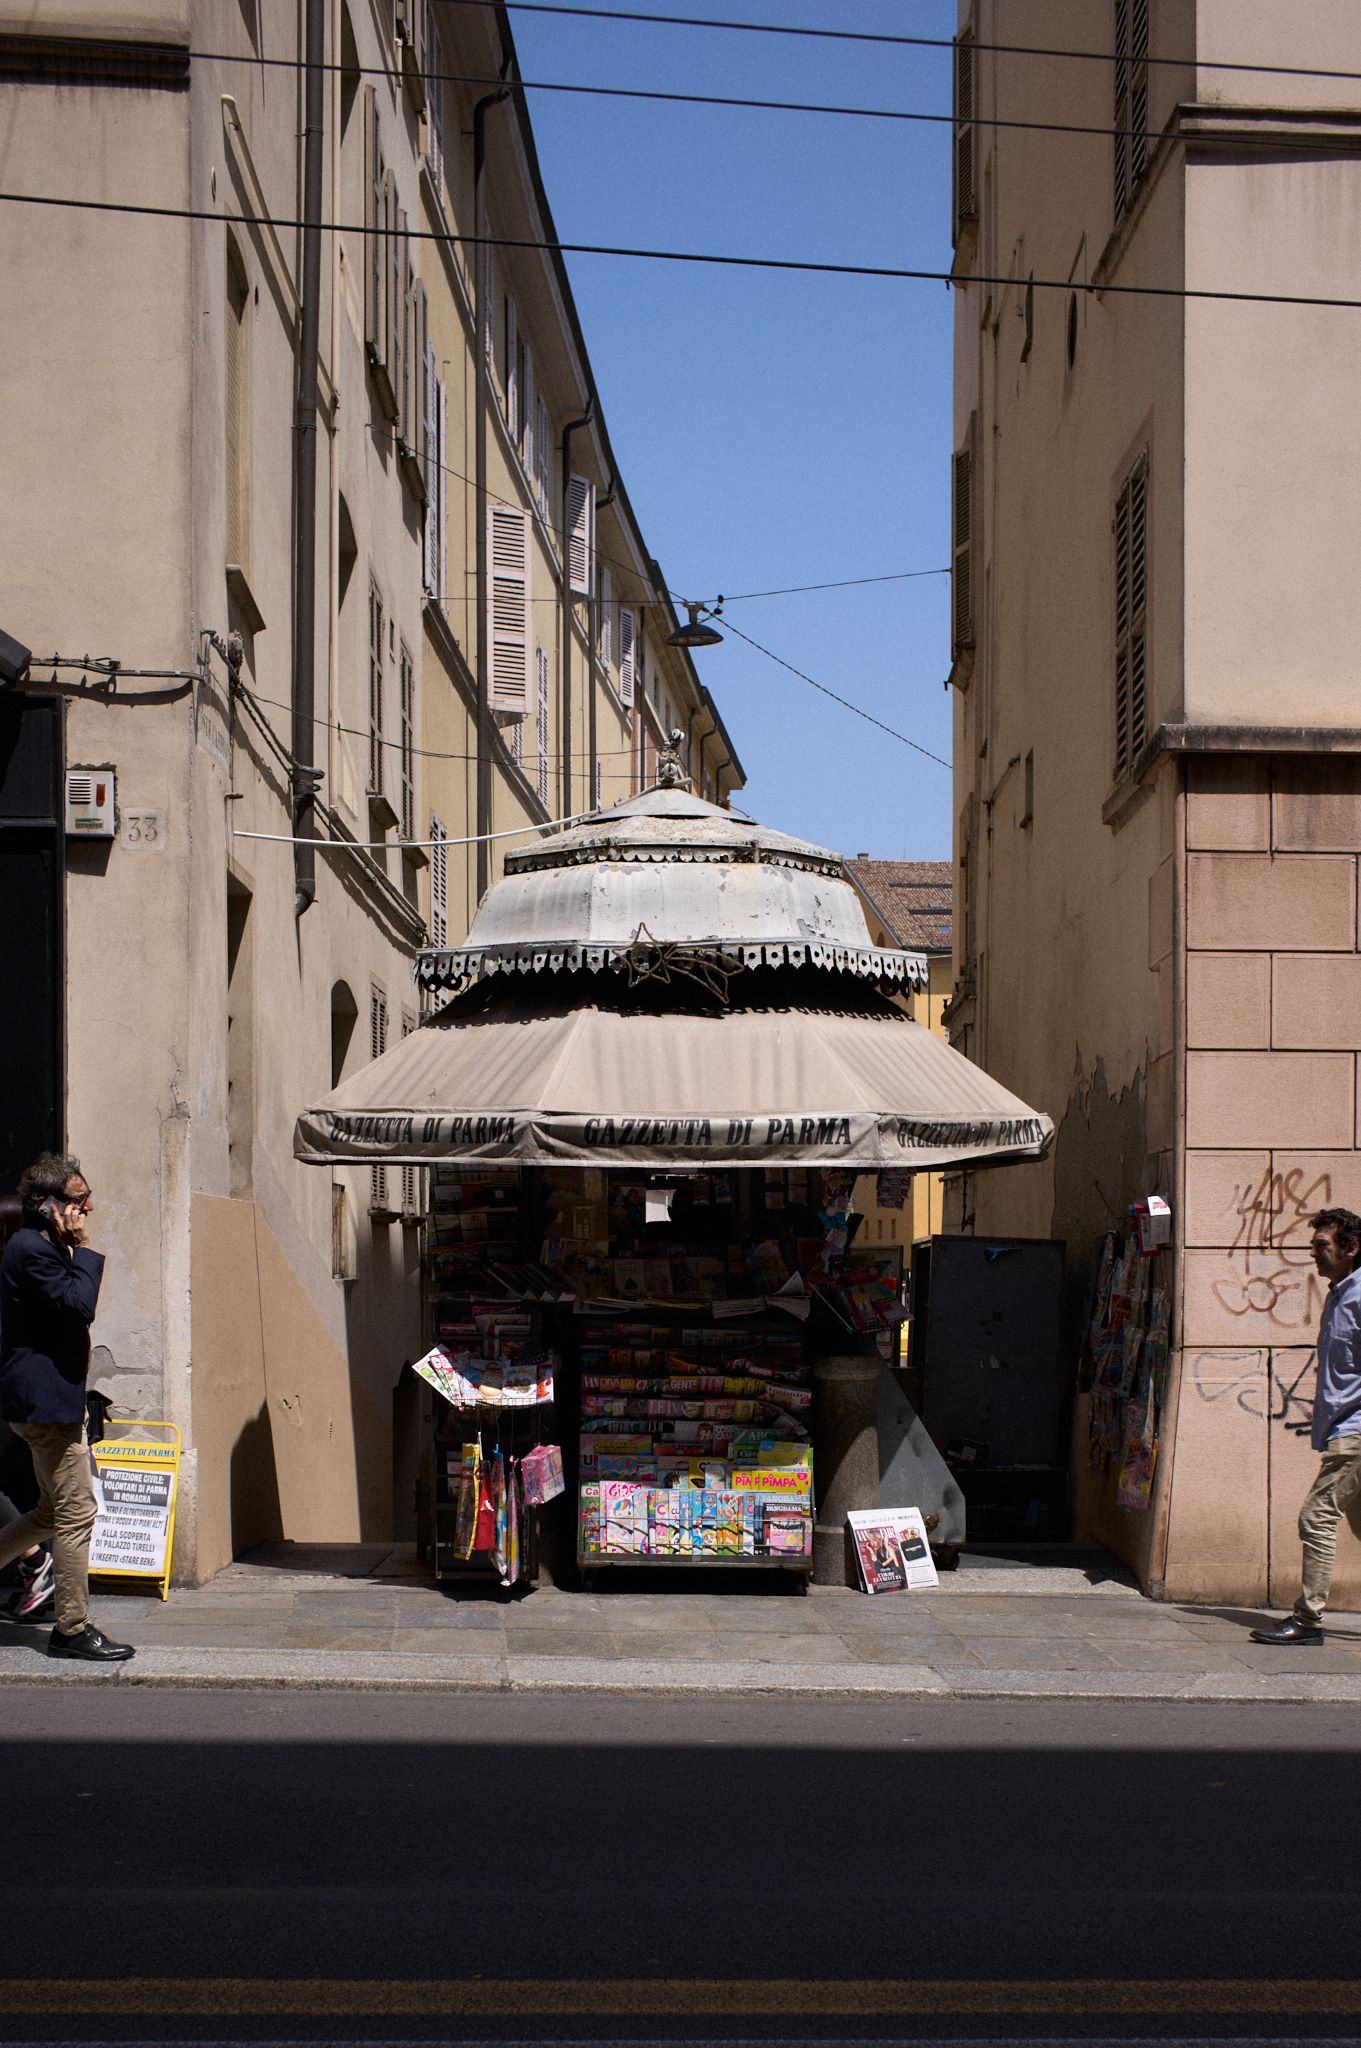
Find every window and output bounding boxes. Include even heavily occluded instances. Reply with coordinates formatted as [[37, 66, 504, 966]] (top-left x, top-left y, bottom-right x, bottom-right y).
[[399, 643, 415, 838], [424, 354, 446, 601], [1114, 0, 1150, 225], [594, 757, 603, 808], [429, 813, 448, 946], [951, 424, 975, 657], [598, 567, 612, 671], [225, 240, 251, 570], [424, 9, 444, 197], [510, 713, 524, 767], [487, 504, 531, 711], [364, 88, 387, 380], [536, 394, 550, 511], [369, 986, 389, 1210], [368, 581, 385, 794], [618, 606, 635, 707], [536, 645, 550, 809], [952, 27, 978, 244], [503, 294, 519, 439], [1114, 454, 1149, 780]]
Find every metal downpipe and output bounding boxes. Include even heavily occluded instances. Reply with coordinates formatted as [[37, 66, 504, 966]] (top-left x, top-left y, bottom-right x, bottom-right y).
[[291, 0, 325, 918]]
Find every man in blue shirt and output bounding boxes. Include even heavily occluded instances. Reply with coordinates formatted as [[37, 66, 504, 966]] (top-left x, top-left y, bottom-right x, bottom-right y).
[[0, 1153, 133, 1662], [1252, 1206, 1361, 1645]]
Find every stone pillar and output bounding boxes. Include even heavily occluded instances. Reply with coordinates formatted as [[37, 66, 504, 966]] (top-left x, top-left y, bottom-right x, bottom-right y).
[[812, 1352, 881, 1586]]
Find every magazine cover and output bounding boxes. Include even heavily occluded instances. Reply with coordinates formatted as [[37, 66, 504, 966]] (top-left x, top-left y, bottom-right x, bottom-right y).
[[847, 1508, 940, 1594]]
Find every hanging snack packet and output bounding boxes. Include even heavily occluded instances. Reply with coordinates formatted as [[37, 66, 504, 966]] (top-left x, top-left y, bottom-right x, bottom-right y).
[[453, 1437, 482, 1560]]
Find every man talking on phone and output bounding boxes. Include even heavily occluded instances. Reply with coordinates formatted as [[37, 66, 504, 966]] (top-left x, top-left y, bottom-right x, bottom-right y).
[[0, 1153, 133, 1661]]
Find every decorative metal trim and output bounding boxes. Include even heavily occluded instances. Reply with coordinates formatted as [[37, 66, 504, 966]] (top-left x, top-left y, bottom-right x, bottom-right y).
[[504, 841, 843, 878], [415, 937, 929, 993]]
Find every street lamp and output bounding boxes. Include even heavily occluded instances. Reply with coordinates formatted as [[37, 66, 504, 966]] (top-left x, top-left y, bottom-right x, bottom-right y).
[[667, 600, 724, 651]]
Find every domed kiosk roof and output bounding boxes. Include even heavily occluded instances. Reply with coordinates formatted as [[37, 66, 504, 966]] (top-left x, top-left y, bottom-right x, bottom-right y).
[[417, 786, 928, 996]]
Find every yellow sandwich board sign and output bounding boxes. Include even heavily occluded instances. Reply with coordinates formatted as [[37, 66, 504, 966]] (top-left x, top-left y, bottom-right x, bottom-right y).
[[89, 1422, 181, 1601]]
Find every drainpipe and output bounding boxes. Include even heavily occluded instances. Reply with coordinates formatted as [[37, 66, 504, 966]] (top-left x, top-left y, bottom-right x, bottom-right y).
[[560, 397, 594, 816], [473, 82, 510, 898], [292, 0, 325, 919], [590, 474, 615, 808]]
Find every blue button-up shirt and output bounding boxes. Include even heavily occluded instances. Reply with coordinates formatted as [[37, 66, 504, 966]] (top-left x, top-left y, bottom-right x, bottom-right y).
[[1313, 1266, 1361, 1451]]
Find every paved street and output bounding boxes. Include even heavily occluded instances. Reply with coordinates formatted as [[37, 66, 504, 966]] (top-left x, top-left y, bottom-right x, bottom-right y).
[[4, 1687, 1361, 2046], [3, 1545, 1361, 1701]]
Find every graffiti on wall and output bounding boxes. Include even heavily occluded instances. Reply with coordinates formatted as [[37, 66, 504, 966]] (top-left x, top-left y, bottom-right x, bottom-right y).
[[1189, 1348, 1314, 1431], [1210, 1161, 1329, 1333]]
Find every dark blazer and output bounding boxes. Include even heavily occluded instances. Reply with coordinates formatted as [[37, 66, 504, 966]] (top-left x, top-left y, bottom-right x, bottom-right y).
[[0, 1228, 105, 1426]]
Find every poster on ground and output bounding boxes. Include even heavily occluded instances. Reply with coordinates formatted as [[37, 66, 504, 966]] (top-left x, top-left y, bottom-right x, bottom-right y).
[[847, 1506, 939, 1595]]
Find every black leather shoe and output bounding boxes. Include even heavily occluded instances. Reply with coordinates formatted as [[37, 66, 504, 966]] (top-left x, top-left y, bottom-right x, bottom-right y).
[[1249, 1616, 1324, 1645], [47, 1624, 135, 1663]]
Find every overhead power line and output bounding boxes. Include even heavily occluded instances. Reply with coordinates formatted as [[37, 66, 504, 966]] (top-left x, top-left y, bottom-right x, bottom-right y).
[[459, 0, 1361, 86], [722, 570, 949, 601], [715, 615, 950, 771], [6, 189, 1361, 313], [188, 45, 1361, 159]]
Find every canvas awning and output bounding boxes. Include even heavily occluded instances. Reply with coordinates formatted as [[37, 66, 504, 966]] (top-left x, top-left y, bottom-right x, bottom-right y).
[[294, 975, 1054, 1172]]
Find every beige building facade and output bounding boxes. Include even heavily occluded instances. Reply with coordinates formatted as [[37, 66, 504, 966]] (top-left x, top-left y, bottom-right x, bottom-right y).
[[949, 0, 1361, 1601], [0, 2, 739, 1581]]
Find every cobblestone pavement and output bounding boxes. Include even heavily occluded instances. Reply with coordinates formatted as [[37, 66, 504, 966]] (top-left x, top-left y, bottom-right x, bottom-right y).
[[3, 1542, 1359, 1697]]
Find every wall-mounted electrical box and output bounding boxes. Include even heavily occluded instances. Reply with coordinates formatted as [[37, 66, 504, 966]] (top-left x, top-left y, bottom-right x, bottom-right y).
[[65, 766, 117, 838]]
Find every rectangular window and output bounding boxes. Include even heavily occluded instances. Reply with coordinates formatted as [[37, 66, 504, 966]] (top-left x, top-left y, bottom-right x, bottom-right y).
[[504, 294, 519, 439], [536, 394, 550, 510], [536, 644, 550, 809], [618, 605, 635, 707], [364, 88, 385, 369], [1113, 452, 1149, 781], [423, 343, 441, 593], [399, 642, 415, 838], [952, 27, 978, 244], [424, 14, 444, 198], [368, 581, 385, 794], [429, 812, 448, 946], [1114, 0, 1150, 225], [567, 475, 594, 598], [487, 504, 532, 711], [369, 986, 389, 1210], [598, 566, 612, 670]]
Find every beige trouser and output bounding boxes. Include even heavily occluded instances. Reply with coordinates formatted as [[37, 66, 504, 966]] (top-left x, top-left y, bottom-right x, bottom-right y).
[[0, 1422, 98, 1635], [1295, 1435, 1361, 1625]]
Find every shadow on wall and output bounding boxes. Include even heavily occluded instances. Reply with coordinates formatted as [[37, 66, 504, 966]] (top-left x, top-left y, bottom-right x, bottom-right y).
[[1050, 1052, 1154, 1352], [231, 1402, 283, 1553]]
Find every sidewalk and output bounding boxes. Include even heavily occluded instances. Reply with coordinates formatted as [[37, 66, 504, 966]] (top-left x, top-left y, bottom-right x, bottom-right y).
[[3, 1543, 1359, 1700]]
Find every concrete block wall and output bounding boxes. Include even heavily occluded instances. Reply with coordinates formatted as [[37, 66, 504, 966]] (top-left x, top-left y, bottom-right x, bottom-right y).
[[1163, 755, 1361, 1606]]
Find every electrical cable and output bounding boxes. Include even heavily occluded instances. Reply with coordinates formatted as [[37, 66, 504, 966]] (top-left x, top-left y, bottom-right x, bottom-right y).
[[715, 614, 950, 770], [232, 802, 613, 853], [721, 569, 948, 600], [454, 0, 1361, 87], [185, 46, 1361, 160], [239, 681, 647, 766], [6, 189, 1361, 311]]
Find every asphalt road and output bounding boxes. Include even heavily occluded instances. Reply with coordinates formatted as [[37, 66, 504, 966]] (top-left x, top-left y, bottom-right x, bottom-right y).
[[2, 1689, 1359, 2047]]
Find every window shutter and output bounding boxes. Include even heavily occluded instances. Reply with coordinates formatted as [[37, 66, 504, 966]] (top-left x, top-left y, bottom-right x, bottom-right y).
[[388, 194, 404, 416], [423, 341, 439, 592], [424, 9, 444, 197], [952, 29, 978, 242], [413, 281, 429, 478], [438, 381, 448, 602], [400, 236, 416, 451], [536, 395, 549, 510], [364, 88, 383, 359], [429, 813, 448, 946], [400, 1011, 418, 1213], [1114, 0, 1150, 225], [481, 242, 494, 366], [536, 644, 550, 808], [225, 251, 249, 568], [368, 582, 385, 794], [594, 758, 603, 808], [618, 605, 635, 707], [598, 566, 612, 670], [951, 432, 975, 656], [487, 504, 531, 711], [504, 295, 518, 436], [522, 346, 535, 477], [1113, 455, 1149, 780], [369, 987, 389, 1209], [567, 474, 594, 598]]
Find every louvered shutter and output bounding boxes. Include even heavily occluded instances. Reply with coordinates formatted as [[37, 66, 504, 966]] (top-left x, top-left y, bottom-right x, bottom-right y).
[[1113, 454, 1149, 780], [504, 295, 518, 435], [618, 605, 635, 707], [429, 813, 448, 946], [425, 11, 444, 198], [952, 30, 977, 241], [364, 88, 383, 360], [369, 987, 388, 1208], [536, 645, 550, 808], [522, 347, 535, 476], [1114, 0, 1150, 224], [481, 242, 494, 366], [225, 253, 248, 566], [413, 281, 429, 480], [487, 504, 531, 711], [438, 381, 448, 601], [388, 195, 404, 417], [400, 241, 416, 452], [567, 474, 594, 598], [536, 395, 549, 509], [423, 341, 439, 591], [598, 566, 612, 670], [951, 434, 975, 655]]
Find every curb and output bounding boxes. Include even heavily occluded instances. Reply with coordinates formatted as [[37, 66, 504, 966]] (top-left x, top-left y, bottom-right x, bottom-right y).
[[4, 1643, 1361, 1704]]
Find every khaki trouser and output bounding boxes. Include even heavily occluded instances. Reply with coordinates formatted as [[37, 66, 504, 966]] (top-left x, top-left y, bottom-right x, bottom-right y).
[[1295, 1435, 1361, 1625], [0, 1422, 98, 1635]]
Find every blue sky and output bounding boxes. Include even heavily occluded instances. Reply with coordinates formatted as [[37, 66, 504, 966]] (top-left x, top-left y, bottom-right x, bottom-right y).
[[507, 0, 958, 858]]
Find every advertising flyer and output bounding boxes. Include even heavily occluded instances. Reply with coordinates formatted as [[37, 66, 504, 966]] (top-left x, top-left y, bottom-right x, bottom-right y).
[[847, 1507, 939, 1594]]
